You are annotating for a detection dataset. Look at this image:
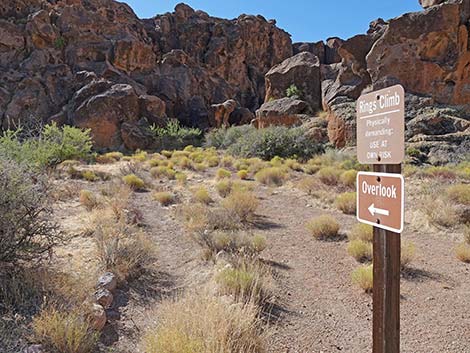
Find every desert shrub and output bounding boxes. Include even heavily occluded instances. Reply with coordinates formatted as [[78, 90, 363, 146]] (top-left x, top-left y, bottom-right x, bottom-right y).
[[32, 307, 99, 353], [142, 293, 266, 353], [161, 150, 173, 158], [81, 170, 98, 182], [150, 119, 203, 150], [348, 239, 372, 262], [222, 190, 259, 222], [317, 167, 342, 185], [216, 179, 233, 197], [306, 215, 340, 240], [237, 169, 249, 180], [303, 163, 321, 175], [175, 172, 188, 185], [0, 123, 93, 168], [349, 223, 373, 243], [251, 234, 267, 253], [150, 166, 176, 180], [446, 184, 470, 206], [255, 167, 287, 186], [401, 241, 416, 269], [79, 190, 98, 211], [270, 156, 283, 167], [122, 174, 145, 190], [216, 259, 272, 304], [351, 265, 373, 293], [216, 168, 231, 180], [456, 242, 470, 263], [340, 169, 357, 187], [94, 218, 157, 280], [420, 166, 457, 179], [153, 191, 175, 206], [297, 177, 323, 196], [206, 155, 220, 167], [286, 84, 302, 98], [132, 150, 148, 162], [101, 151, 123, 163], [422, 195, 460, 227], [204, 125, 254, 149], [0, 157, 61, 263], [192, 186, 213, 204], [220, 156, 234, 168], [335, 192, 357, 214], [284, 158, 302, 171], [206, 125, 323, 160]]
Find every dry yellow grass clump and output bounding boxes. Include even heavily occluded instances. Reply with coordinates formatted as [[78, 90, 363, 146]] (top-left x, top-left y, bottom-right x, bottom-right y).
[[255, 167, 287, 186], [446, 183, 470, 206], [153, 191, 175, 206], [351, 265, 373, 293], [237, 169, 249, 180], [192, 186, 213, 204], [216, 259, 273, 304], [456, 243, 470, 263], [79, 189, 98, 211], [349, 223, 373, 243], [401, 241, 416, 269], [335, 192, 356, 214], [348, 239, 372, 262], [122, 174, 145, 190], [222, 190, 259, 222], [306, 215, 340, 240], [142, 294, 266, 353], [216, 179, 233, 197], [216, 168, 231, 180], [317, 167, 342, 186], [32, 307, 99, 353], [340, 169, 357, 187]]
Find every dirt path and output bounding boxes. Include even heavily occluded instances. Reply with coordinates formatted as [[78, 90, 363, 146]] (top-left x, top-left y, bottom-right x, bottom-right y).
[[102, 190, 212, 352], [256, 184, 470, 353]]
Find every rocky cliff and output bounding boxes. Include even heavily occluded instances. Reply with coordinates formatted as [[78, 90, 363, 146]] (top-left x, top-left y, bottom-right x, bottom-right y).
[[0, 0, 291, 149], [0, 0, 469, 163]]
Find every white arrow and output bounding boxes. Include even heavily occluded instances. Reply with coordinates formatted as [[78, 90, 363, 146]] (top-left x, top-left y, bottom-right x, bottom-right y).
[[368, 203, 390, 216]]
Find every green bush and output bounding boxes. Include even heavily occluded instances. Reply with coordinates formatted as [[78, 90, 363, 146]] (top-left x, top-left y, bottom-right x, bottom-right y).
[[286, 84, 302, 99], [0, 156, 61, 263], [0, 123, 93, 168], [205, 126, 323, 160], [150, 119, 202, 150]]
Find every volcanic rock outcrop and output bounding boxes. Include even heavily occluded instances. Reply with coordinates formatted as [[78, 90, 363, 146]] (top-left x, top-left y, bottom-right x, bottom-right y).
[[0, 0, 469, 163], [0, 0, 291, 149]]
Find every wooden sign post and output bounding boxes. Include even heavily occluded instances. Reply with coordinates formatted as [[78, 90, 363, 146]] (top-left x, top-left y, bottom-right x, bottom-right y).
[[356, 85, 405, 353]]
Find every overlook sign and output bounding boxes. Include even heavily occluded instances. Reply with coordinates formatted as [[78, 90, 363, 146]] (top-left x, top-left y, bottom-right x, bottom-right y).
[[356, 85, 405, 164], [356, 171, 404, 233]]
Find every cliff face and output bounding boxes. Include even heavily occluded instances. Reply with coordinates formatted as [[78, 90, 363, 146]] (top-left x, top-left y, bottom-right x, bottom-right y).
[[0, 0, 469, 162], [0, 0, 291, 149]]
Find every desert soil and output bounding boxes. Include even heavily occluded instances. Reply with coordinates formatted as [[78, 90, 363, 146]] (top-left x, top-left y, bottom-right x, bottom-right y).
[[52, 163, 470, 353]]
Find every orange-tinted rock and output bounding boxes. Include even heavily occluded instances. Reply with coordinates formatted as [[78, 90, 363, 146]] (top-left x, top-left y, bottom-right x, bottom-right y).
[[367, 2, 470, 107]]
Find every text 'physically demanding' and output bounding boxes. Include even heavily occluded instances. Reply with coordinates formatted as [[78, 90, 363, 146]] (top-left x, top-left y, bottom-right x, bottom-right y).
[[356, 85, 405, 164]]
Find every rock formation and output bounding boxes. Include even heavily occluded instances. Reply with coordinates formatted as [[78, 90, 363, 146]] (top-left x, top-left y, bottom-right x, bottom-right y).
[[0, 0, 291, 150], [0, 0, 468, 163]]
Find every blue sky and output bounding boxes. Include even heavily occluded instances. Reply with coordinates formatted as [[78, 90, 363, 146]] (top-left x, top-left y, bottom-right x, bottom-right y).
[[122, 1, 422, 42]]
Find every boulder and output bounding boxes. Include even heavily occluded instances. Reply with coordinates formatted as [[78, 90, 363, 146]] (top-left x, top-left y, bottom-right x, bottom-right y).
[[88, 303, 107, 331], [265, 52, 322, 111], [229, 107, 254, 125], [97, 272, 118, 292], [72, 84, 140, 149], [366, 1, 470, 107], [254, 97, 311, 128], [326, 97, 357, 148], [94, 288, 114, 309]]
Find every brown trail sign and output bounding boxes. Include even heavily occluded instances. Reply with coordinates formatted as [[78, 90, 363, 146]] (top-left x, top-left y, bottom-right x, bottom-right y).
[[357, 85, 405, 164], [356, 172, 404, 233], [356, 85, 405, 353]]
